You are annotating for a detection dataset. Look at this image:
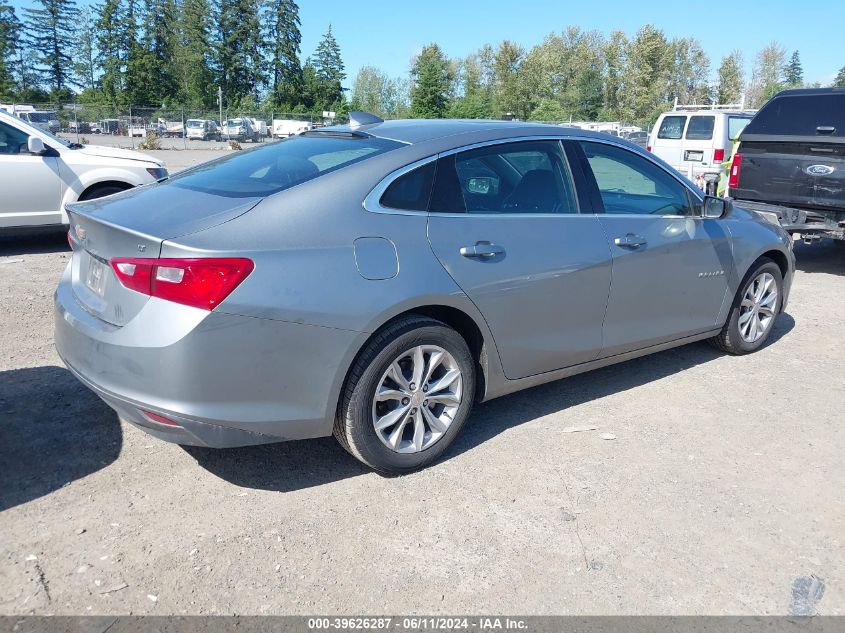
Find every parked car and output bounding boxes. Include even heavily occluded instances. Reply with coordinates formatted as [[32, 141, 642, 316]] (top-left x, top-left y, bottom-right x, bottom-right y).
[[223, 117, 259, 142], [728, 88, 845, 245], [55, 114, 794, 474], [625, 131, 648, 147], [272, 118, 312, 138], [186, 119, 221, 141], [18, 110, 61, 134], [0, 109, 167, 231], [649, 108, 753, 187]]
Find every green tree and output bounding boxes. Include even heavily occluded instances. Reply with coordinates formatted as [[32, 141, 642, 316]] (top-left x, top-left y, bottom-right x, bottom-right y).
[[263, 0, 301, 107], [529, 98, 567, 121], [174, 0, 215, 107], [784, 50, 803, 86], [23, 0, 80, 94], [717, 50, 743, 104], [602, 30, 628, 119], [72, 14, 97, 92], [493, 40, 526, 118], [0, 1, 21, 97], [623, 24, 672, 123], [410, 43, 451, 118], [95, 0, 129, 104], [834, 66, 845, 87], [312, 24, 345, 109], [747, 42, 786, 108], [214, 0, 264, 107], [668, 37, 710, 105]]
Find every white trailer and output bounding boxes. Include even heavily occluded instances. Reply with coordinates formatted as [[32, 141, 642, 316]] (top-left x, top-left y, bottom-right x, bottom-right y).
[[272, 119, 312, 138]]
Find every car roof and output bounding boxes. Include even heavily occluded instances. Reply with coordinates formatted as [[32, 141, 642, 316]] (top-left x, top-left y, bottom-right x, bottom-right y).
[[773, 87, 845, 98], [320, 118, 625, 145]]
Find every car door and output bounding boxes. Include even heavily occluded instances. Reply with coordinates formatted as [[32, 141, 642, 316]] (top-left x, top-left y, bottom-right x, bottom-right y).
[[0, 119, 63, 228], [573, 140, 732, 358], [426, 139, 612, 380]]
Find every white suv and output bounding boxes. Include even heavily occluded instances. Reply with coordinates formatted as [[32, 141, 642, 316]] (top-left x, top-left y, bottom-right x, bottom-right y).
[[0, 110, 167, 231]]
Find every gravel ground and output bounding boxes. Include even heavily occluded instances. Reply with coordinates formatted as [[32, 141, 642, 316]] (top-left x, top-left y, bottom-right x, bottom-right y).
[[0, 232, 843, 616]]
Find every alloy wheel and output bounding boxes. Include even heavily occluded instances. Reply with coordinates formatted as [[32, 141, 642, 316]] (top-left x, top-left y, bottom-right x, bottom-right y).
[[371, 345, 463, 454], [738, 272, 778, 343]]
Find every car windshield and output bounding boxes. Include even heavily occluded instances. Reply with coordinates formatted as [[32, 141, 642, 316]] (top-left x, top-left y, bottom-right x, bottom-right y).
[[169, 134, 403, 198], [186, 120, 204, 128], [29, 112, 54, 122], [7, 113, 70, 147]]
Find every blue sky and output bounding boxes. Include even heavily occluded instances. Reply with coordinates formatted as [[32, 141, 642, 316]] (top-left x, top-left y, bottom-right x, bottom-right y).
[[10, 0, 842, 86], [297, 0, 842, 86]]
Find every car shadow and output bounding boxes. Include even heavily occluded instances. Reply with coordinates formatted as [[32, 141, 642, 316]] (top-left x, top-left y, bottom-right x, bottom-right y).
[[0, 366, 122, 511], [793, 240, 845, 276], [0, 231, 70, 256], [189, 313, 795, 490]]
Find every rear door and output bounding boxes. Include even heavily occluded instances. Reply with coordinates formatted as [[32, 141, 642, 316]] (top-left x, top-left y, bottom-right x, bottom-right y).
[[650, 114, 687, 170], [574, 140, 731, 357], [733, 93, 845, 211], [426, 139, 612, 379], [680, 114, 716, 173]]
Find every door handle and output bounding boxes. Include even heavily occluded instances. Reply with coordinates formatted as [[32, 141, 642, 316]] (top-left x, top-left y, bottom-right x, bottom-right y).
[[614, 234, 647, 249], [460, 241, 505, 258]]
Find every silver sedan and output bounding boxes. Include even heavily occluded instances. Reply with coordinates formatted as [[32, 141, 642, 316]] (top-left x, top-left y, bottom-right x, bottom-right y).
[[55, 114, 795, 473]]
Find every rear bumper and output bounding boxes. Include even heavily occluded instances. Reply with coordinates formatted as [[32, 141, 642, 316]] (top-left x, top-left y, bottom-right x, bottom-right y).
[[735, 199, 845, 239], [54, 263, 365, 447]]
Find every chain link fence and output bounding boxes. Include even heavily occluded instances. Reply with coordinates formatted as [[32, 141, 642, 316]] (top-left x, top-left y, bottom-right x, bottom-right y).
[[2, 102, 319, 149]]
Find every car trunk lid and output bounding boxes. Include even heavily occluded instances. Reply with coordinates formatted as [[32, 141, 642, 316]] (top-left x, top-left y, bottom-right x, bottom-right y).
[[66, 185, 260, 326]]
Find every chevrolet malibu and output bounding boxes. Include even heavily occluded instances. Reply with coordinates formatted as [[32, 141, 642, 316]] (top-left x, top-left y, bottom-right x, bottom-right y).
[[55, 114, 795, 474]]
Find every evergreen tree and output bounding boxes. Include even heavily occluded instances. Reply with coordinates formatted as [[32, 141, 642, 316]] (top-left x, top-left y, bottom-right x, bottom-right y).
[[834, 66, 845, 88], [0, 1, 21, 97], [73, 14, 97, 92], [602, 31, 628, 120], [175, 0, 214, 108], [784, 50, 803, 86], [492, 40, 525, 118], [262, 0, 301, 107], [23, 0, 80, 94], [312, 24, 345, 109], [410, 43, 451, 118], [95, 0, 128, 104], [623, 24, 672, 122], [717, 50, 743, 104], [214, 0, 263, 107]]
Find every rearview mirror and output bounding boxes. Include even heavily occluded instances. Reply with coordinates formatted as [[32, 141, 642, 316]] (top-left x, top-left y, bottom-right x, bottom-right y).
[[27, 136, 46, 155], [702, 196, 732, 219]]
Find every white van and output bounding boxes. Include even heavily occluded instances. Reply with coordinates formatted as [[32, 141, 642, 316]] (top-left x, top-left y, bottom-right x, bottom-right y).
[[648, 108, 754, 180]]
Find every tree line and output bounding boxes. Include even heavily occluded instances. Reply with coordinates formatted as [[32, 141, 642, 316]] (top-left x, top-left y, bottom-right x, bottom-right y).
[[1, 0, 844, 124]]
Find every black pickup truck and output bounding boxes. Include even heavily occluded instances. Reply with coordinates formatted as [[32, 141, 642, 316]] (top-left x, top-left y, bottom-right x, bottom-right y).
[[728, 88, 845, 244]]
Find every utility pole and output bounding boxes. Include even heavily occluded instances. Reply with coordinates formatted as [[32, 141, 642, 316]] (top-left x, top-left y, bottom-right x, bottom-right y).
[[218, 86, 223, 127]]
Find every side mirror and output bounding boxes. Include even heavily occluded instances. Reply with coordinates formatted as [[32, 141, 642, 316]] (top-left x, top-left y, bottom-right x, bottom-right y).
[[702, 196, 732, 219], [27, 136, 46, 155]]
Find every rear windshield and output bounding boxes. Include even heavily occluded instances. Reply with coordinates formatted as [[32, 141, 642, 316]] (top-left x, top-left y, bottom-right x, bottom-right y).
[[685, 116, 714, 140], [657, 116, 686, 140], [169, 134, 403, 197], [744, 93, 845, 137]]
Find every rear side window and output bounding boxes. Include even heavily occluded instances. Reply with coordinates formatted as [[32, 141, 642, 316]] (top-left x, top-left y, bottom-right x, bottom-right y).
[[431, 140, 578, 215], [379, 161, 436, 211], [728, 116, 751, 140], [170, 135, 403, 197], [744, 93, 845, 137], [657, 116, 687, 139], [686, 116, 714, 140]]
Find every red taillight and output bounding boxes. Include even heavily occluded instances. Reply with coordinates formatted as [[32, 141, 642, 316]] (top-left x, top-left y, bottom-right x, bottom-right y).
[[646, 145, 652, 152], [67, 230, 73, 248], [142, 410, 181, 426], [714, 148, 725, 162], [728, 152, 743, 190], [110, 257, 254, 311]]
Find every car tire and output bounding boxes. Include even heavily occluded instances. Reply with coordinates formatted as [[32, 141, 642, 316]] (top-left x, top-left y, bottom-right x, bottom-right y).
[[334, 315, 476, 474], [709, 257, 783, 355], [79, 184, 128, 201]]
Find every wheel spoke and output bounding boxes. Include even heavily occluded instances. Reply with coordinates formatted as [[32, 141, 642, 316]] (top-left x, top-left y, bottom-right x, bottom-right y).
[[741, 298, 755, 309], [423, 350, 444, 385], [376, 385, 408, 402], [738, 310, 753, 326], [758, 305, 775, 318], [388, 361, 410, 391], [411, 346, 425, 388], [422, 406, 448, 433], [427, 368, 460, 396], [427, 392, 460, 406], [387, 410, 411, 448], [375, 404, 410, 431], [412, 409, 425, 452]]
